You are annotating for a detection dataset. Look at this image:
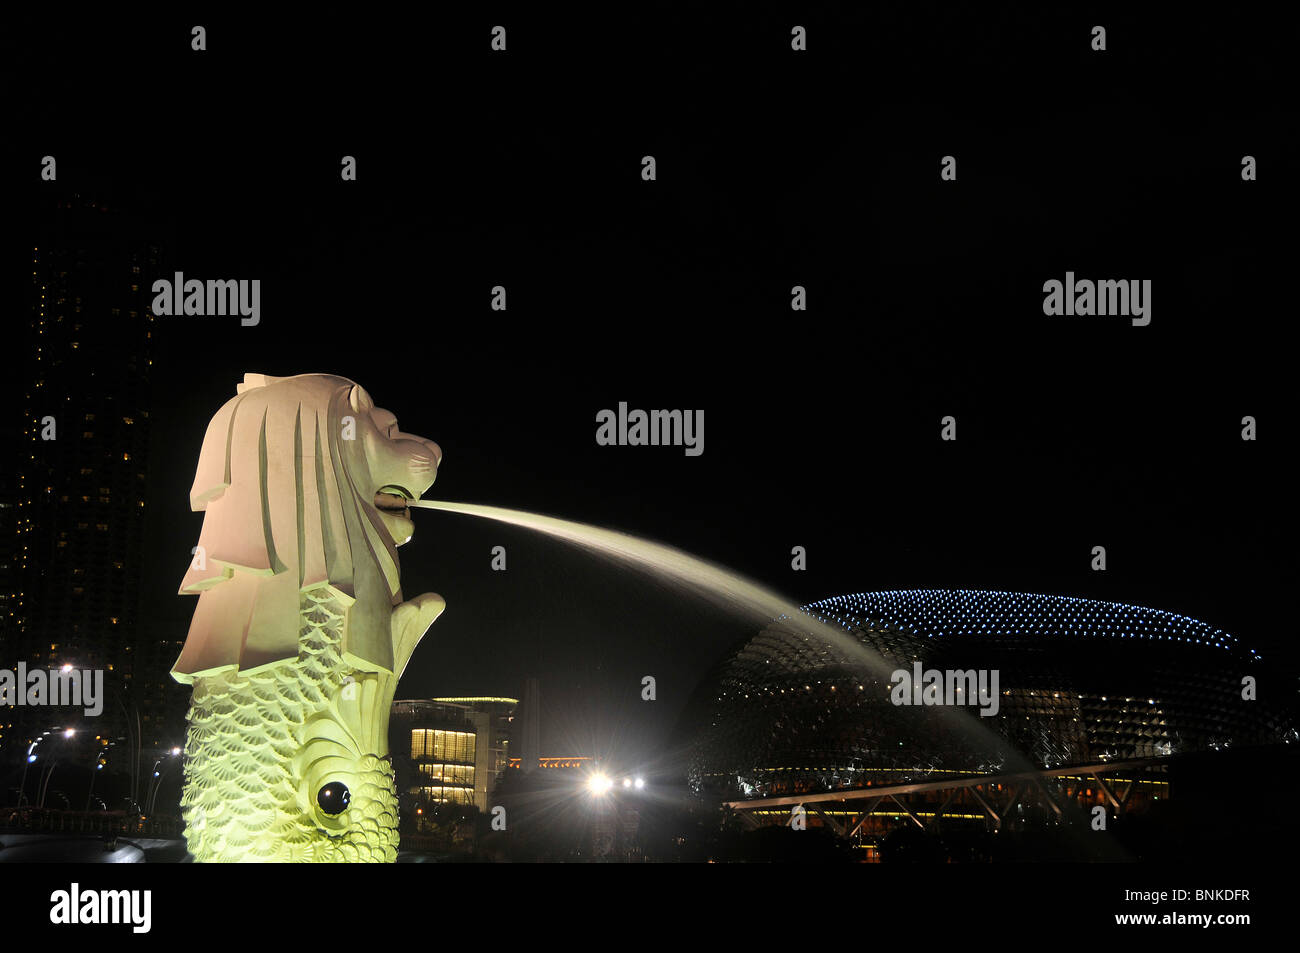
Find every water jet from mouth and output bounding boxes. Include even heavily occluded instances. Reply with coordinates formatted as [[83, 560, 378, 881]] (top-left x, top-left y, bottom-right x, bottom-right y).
[[408, 498, 1036, 774]]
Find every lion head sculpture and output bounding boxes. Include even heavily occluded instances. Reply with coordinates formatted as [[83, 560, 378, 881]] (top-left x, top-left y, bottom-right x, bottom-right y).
[[172, 373, 446, 862], [174, 372, 443, 678]]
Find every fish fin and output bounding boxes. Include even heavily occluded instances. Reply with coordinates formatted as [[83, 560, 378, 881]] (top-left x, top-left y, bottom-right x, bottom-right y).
[[391, 592, 445, 681]]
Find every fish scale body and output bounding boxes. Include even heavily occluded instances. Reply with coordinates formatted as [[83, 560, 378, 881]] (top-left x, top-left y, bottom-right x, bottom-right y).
[[180, 588, 400, 863]]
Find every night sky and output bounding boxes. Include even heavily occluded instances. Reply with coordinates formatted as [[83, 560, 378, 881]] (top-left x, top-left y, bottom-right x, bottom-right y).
[[10, 8, 1296, 770]]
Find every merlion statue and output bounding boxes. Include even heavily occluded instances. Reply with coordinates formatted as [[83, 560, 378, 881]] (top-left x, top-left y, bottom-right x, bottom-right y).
[[172, 373, 444, 862]]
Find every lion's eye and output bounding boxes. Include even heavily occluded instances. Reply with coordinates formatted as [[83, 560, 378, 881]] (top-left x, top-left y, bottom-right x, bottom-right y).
[[317, 783, 351, 815]]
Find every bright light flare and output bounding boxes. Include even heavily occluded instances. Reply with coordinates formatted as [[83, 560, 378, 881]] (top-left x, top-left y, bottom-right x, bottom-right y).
[[587, 772, 612, 795]]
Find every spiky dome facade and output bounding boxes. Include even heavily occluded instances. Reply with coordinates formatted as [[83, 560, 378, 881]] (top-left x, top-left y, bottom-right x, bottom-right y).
[[688, 590, 1294, 798]]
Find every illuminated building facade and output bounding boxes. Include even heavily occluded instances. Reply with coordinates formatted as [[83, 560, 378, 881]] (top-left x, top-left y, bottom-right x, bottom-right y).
[[390, 698, 517, 814], [688, 590, 1296, 801], [4, 196, 185, 756], [0, 471, 16, 748]]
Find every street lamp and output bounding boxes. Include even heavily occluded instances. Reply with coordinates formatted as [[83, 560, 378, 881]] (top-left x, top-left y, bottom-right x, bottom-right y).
[[113, 695, 142, 815], [16, 737, 45, 807], [85, 739, 114, 811], [144, 746, 183, 818], [37, 728, 77, 808], [37, 761, 59, 808]]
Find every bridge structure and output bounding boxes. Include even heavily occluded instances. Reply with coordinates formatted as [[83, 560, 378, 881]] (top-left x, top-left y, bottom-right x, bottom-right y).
[[722, 756, 1172, 840]]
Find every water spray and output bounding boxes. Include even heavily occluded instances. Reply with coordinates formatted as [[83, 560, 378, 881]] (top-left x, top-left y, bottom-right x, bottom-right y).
[[408, 498, 1037, 775]]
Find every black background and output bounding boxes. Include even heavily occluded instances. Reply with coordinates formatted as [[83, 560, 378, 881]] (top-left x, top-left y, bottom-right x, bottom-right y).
[[5, 4, 1296, 908]]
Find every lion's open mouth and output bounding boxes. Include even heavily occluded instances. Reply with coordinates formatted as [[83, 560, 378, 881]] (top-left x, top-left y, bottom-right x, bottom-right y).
[[374, 486, 413, 516]]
